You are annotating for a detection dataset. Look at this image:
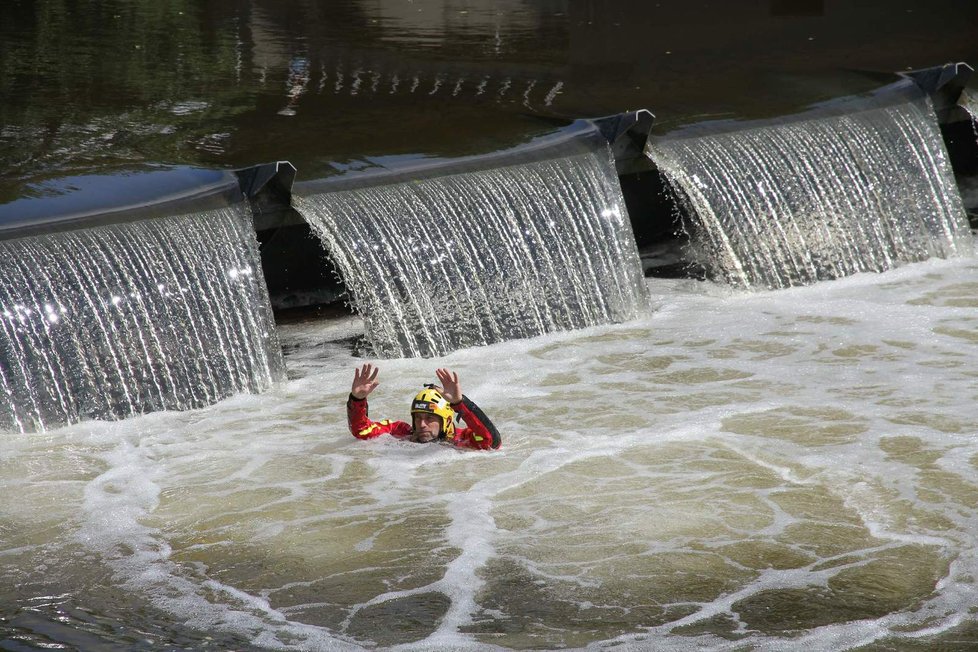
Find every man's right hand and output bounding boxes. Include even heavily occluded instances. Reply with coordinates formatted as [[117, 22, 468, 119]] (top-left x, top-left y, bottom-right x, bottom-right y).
[[351, 363, 380, 399]]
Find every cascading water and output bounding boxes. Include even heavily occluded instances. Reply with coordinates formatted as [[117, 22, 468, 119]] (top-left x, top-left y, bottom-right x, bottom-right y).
[[959, 90, 978, 120], [0, 205, 285, 433], [648, 91, 974, 289], [960, 91, 978, 150], [294, 130, 649, 358]]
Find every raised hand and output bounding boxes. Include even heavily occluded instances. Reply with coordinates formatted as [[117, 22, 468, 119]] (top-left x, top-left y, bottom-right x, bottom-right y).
[[435, 368, 462, 404], [351, 363, 380, 399]]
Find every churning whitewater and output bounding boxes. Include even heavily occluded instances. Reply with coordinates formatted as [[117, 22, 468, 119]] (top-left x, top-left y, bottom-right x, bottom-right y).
[[3, 249, 977, 650]]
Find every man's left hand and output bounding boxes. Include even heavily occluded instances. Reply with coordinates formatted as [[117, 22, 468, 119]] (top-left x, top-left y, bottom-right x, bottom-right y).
[[436, 368, 462, 404]]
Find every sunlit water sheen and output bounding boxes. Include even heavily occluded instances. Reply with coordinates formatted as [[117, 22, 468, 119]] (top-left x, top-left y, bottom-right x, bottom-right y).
[[3, 247, 978, 650], [0, 206, 284, 433], [296, 137, 647, 359]]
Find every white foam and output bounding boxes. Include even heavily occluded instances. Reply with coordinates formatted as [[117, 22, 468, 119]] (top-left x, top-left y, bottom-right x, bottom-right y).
[[4, 248, 978, 649]]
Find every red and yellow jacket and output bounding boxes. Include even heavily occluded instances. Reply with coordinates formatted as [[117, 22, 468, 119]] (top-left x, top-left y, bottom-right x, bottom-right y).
[[347, 394, 501, 450]]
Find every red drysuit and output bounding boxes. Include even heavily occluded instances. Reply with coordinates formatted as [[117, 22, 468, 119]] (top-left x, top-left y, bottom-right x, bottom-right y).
[[347, 394, 501, 450]]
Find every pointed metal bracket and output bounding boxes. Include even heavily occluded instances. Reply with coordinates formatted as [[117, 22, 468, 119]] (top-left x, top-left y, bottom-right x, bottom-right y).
[[901, 61, 974, 125]]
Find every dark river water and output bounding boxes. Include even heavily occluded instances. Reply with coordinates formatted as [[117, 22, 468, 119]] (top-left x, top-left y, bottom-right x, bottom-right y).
[[3, 0, 977, 197], [3, 2, 978, 651]]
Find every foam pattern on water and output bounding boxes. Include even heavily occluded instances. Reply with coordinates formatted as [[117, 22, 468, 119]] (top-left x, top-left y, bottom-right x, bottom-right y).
[[2, 253, 978, 650], [295, 144, 649, 358], [0, 207, 285, 433], [649, 97, 973, 290]]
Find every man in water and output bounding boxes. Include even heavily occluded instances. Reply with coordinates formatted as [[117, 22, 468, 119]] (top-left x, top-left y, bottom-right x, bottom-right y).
[[347, 363, 501, 450]]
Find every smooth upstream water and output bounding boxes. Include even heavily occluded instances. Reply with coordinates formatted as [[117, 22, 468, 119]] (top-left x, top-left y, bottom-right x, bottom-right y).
[[3, 248, 977, 650], [4, 0, 976, 190]]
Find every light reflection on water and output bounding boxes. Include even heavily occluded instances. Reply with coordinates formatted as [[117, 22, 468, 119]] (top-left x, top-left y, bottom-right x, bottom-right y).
[[6, 0, 973, 190], [2, 250, 978, 649]]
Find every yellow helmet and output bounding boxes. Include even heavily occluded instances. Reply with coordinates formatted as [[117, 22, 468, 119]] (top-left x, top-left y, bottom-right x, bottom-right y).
[[410, 385, 456, 438]]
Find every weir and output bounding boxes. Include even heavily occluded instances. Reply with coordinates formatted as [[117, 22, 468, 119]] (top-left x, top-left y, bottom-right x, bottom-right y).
[[0, 171, 285, 433], [1, 63, 973, 428], [647, 82, 974, 289], [293, 123, 649, 358]]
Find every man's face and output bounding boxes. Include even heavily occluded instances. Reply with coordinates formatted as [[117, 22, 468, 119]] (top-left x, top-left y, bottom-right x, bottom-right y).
[[412, 412, 442, 442]]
